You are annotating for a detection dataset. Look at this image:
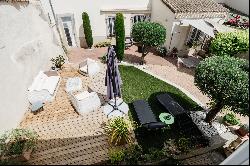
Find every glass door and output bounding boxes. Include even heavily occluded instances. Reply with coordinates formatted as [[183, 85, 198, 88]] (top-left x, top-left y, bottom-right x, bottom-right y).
[[61, 16, 76, 47]]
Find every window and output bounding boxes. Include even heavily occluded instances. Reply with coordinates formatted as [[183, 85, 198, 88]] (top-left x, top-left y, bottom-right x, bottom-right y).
[[131, 15, 150, 25], [186, 27, 206, 47], [106, 16, 115, 37]]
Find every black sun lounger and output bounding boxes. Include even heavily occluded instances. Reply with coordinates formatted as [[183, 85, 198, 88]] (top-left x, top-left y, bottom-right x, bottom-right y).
[[156, 93, 209, 145], [133, 100, 166, 129], [156, 93, 188, 117]]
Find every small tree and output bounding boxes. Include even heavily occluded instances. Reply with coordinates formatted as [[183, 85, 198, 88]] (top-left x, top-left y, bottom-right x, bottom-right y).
[[210, 30, 249, 57], [132, 22, 166, 64], [195, 56, 249, 123], [82, 12, 93, 48], [115, 13, 125, 61]]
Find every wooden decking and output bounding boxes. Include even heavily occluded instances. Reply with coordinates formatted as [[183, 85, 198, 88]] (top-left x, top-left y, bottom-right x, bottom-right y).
[[19, 64, 111, 165]]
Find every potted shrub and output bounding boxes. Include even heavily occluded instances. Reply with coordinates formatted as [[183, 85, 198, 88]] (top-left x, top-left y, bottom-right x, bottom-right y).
[[0, 129, 38, 162], [105, 117, 133, 146], [236, 124, 249, 137], [223, 113, 240, 126], [50, 55, 65, 70]]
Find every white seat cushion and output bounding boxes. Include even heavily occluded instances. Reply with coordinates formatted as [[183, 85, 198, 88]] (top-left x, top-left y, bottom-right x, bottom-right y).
[[28, 71, 60, 103], [75, 91, 90, 101], [70, 91, 101, 115], [79, 58, 100, 77], [65, 77, 82, 93]]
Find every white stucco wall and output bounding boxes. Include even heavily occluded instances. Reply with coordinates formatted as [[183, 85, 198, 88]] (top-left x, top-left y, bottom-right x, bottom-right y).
[[151, 0, 176, 49], [0, 2, 62, 134], [41, 0, 151, 47], [214, 0, 249, 15]]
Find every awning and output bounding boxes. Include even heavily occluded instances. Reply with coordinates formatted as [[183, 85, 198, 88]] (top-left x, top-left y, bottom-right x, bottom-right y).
[[204, 19, 236, 33], [181, 19, 215, 37]]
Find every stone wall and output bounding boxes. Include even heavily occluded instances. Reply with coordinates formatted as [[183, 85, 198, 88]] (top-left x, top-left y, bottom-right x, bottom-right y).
[[0, 1, 62, 134]]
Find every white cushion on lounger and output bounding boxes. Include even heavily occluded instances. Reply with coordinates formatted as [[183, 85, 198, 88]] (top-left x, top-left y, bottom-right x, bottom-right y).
[[28, 71, 60, 103]]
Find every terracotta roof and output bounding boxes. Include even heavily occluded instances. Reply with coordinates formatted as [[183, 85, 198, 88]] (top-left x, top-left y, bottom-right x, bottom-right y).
[[162, 0, 229, 19]]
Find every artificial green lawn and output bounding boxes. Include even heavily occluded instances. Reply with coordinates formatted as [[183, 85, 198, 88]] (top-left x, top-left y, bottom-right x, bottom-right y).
[[119, 65, 201, 120]]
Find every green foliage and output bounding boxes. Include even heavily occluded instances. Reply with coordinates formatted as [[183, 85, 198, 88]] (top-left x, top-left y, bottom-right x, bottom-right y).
[[123, 144, 143, 164], [109, 148, 125, 165], [82, 12, 93, 48], [156, 46, 167, 57], [210, 31, 249, 57], [175, 137, 192, 152], [142, 148, 166, 162], [131, 22, 166, 62], [223, 113, 240, 125], [94, 41, 111, 48], [51, 55, 65, 69], [195, 56, 249, 116], [99, 54, 106, 64], [115, 13, 125, 61], [132, 22, 166, 48], [0, 129, 38, 156], [105, 117, 132, 146]]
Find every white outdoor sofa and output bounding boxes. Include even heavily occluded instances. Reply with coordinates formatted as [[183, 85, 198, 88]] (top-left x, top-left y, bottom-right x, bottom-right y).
[[28, 70, 60, 104], [79, 58, 100, 77], [69, 90, 101, 115]]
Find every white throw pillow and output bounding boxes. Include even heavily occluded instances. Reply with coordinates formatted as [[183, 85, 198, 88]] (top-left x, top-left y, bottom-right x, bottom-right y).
[[75, 91, 90, 101]]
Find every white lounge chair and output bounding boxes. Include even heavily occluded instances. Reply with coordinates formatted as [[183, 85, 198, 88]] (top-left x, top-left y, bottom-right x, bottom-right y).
[[79, 58, 100, 77], [69, 91, 101, 115], [28, 70, 60, 104]]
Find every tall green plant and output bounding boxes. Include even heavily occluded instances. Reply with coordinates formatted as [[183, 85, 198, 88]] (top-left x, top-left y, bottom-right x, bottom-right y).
[[115, 13, 125, 61], [82, 12, 93, 48], [210, 30, 249, 57], [195, 56, 249, 123], [105, 117, 132, 146], [132, 22, 166, 64]]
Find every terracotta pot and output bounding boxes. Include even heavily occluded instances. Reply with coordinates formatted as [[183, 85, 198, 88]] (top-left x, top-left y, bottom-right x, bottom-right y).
[[236, 127, 249, 137]]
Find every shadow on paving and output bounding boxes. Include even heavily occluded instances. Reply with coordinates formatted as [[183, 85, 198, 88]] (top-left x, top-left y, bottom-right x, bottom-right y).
[[22, 134, 110, 165]]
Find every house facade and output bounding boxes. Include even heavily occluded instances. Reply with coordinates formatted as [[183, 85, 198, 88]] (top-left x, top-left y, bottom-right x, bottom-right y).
[[40, 0, 151, 48], [40, 0, 229, 53]]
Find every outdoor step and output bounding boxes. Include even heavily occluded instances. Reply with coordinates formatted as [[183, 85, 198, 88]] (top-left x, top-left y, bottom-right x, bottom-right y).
[[27, 134, 109, 165]]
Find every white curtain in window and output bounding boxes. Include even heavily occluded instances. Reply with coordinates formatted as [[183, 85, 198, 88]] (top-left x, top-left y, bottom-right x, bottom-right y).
[[106, 17, 115, 37]]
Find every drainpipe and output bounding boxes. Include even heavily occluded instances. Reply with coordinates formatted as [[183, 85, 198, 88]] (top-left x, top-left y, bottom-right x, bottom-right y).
[[48, 0, 67, 54]]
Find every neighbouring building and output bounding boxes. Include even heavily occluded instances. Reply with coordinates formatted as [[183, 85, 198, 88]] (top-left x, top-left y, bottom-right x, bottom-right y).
[[40, 0, 230, 54], [215, 0, 249, 16], [40, 0, 151, 48]]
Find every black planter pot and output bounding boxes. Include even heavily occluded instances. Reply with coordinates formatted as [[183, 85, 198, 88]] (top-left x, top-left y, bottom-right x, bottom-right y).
[[138, 46, 143, 53]]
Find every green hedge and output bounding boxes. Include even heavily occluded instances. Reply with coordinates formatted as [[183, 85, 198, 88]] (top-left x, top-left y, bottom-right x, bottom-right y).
[[131, 22, 166, 63], [195, 56, 249, 121], [210, 30, 249, 57], [132, 22, 166, 48], [115, 13, 125, 61], [82, 12, 93, 48]]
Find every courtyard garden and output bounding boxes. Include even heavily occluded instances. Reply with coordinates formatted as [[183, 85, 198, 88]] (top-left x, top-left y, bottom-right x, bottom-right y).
[[0, 7, 249, 165]]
